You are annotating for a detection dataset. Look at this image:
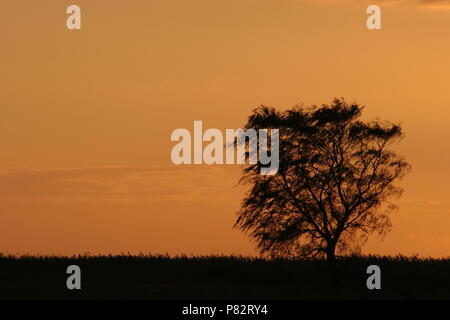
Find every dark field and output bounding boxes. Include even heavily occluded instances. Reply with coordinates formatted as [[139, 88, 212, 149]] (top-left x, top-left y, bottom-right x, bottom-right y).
[[0, 254, 449, 300]]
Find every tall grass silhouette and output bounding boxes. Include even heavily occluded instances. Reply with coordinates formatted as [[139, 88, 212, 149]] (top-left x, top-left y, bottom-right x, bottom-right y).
[[0, 254, 449, 299]]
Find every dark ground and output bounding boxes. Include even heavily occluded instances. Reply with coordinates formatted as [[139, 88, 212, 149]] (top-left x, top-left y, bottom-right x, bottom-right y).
[[0, 254, 449, 300]]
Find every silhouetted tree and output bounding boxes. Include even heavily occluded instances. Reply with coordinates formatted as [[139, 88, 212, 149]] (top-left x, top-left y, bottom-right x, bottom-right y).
[[235, 98, 411, 274]]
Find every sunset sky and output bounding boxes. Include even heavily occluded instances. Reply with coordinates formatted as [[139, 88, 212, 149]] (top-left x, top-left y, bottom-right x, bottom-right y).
[[1, 0, 450, 257]]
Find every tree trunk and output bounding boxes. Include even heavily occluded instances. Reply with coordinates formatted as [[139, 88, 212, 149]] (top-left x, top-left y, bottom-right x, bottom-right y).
[[326, 241, 340, 286]]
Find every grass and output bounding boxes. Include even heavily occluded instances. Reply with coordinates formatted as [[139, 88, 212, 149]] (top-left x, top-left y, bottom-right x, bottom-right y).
[[0, 254, 449, 299]]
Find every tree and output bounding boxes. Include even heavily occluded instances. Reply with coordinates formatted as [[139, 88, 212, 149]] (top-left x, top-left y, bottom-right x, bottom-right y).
[[235, 98, 411, 269]]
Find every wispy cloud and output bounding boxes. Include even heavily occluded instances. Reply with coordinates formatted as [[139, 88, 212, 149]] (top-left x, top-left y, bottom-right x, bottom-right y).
[[420, 0, 450, 9], [0, 166, 242, 204], [300, 0, 450, 10]]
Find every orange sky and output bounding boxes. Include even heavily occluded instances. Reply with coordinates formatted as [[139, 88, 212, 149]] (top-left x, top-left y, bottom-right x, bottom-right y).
[[1, 0, 450, 257]]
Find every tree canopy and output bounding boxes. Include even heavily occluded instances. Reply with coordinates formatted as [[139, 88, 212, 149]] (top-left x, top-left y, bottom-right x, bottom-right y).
[[235, 98, 411, 263]]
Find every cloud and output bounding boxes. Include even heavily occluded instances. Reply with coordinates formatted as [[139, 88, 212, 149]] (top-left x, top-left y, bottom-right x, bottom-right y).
[[420, 0, 450, 9], [300, 0, 450, 10], [0, 166, 243, 204], [398, 200, 450, 211]]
